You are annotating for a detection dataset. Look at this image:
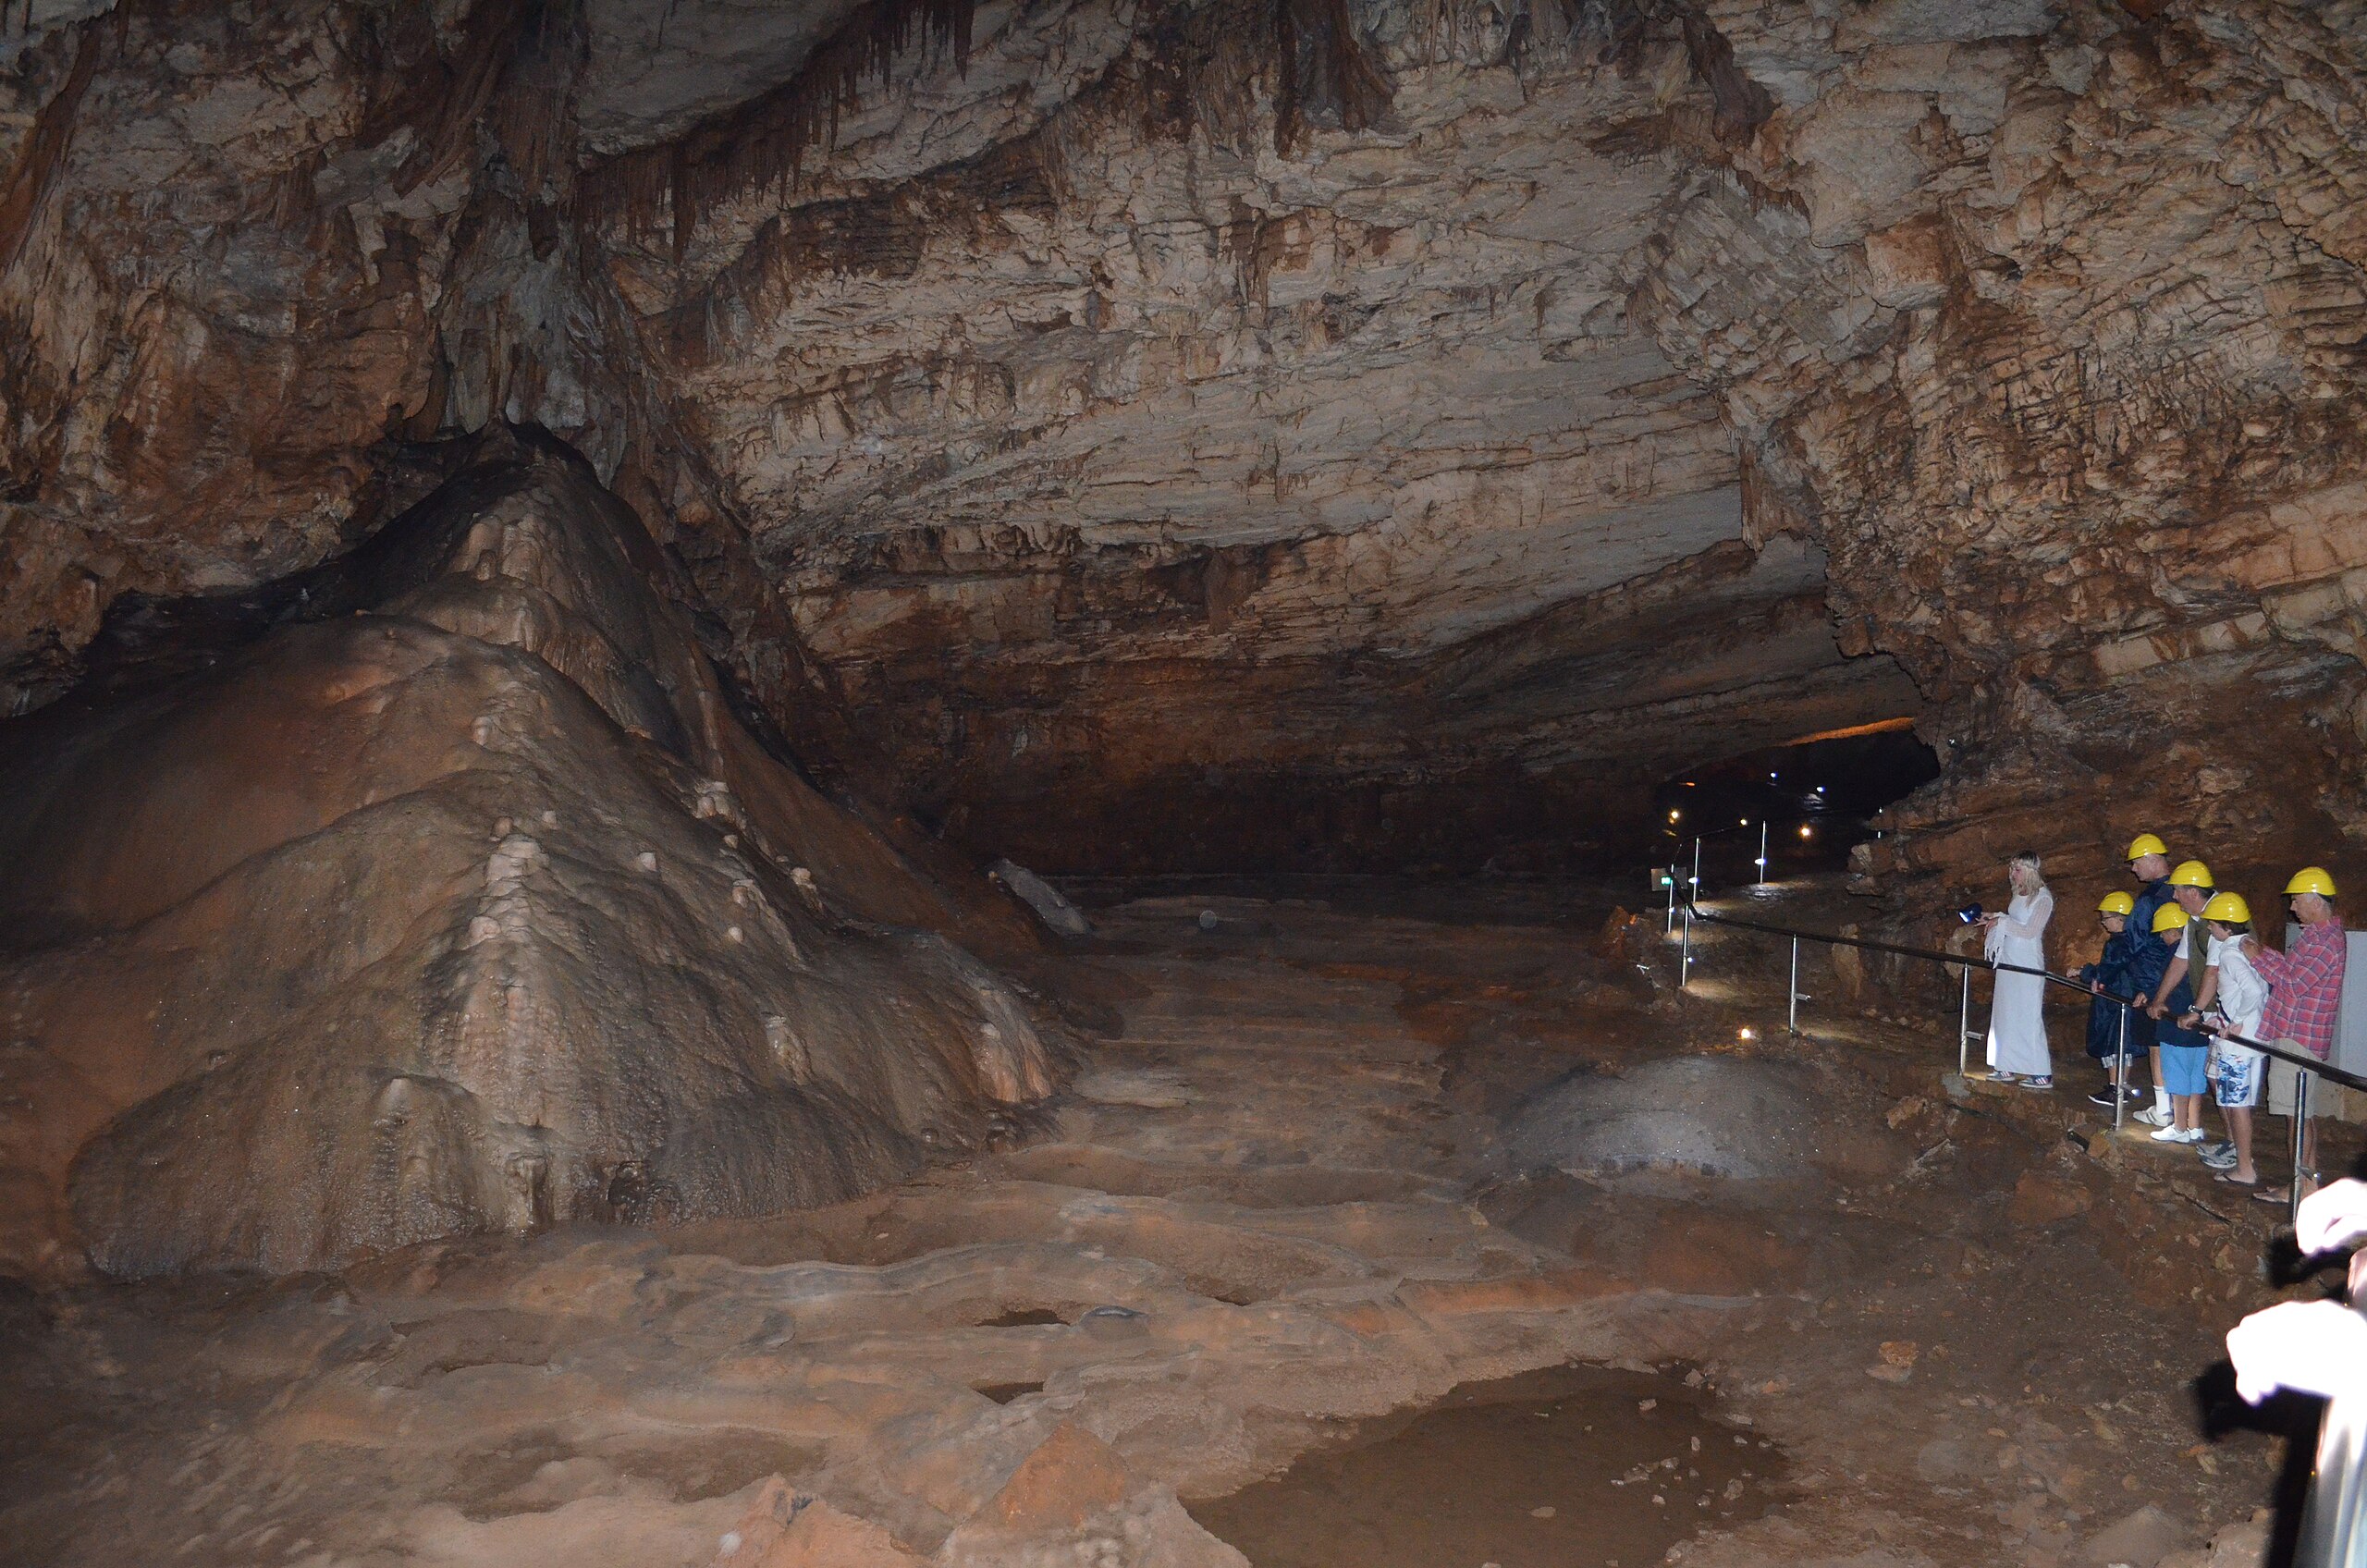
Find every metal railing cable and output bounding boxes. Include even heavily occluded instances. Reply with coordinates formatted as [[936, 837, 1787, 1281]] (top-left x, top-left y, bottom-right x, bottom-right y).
[[1675, 896, 2367, 1225]]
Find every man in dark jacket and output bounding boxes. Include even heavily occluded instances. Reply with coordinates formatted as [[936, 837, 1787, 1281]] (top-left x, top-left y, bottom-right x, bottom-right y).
[[2118, 834, 2177, 1113]]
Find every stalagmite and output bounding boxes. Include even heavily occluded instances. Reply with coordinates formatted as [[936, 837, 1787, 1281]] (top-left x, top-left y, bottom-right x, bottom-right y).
[[0, 432, 1061, 1279]]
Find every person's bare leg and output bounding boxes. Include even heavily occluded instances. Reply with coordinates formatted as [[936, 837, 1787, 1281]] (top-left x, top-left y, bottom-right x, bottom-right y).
[[2227, 1107, 2255, 1182]]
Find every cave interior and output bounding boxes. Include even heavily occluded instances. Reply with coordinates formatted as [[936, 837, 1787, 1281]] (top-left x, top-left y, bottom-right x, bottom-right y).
[[2, 1, 2365, 1565]]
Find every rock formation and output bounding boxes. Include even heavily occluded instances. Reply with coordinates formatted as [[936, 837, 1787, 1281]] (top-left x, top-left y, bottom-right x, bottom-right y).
[[0, 430, 1057, 1280]]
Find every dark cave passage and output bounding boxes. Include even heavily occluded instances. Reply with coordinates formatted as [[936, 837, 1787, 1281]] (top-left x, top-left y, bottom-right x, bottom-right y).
[[1652, 721, 1944, 890]]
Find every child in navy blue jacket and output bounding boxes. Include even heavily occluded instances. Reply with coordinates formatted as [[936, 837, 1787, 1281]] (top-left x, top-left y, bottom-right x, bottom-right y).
[[2079, 892, 2144, 1104]]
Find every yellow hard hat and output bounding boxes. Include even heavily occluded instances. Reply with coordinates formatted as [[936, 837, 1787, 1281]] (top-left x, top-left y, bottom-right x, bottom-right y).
[[2126, 833, 2168, 861], [2167, 860, 2214, 888], [2151, 904, 2189, 933], [2097, 891, 2135, 915], [2287, 866, 2339, 898], [2201, 891, 2251, 925]]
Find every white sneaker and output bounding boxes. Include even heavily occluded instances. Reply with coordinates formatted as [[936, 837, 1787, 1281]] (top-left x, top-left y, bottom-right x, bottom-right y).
[[2134, 1107, 2172, 1128], [2150, 1122, 2195, 1142]]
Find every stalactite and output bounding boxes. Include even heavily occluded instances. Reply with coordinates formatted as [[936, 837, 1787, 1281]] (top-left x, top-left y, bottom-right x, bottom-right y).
[[0, 18, 103, 278], [353, 0, 560, 197], [1272, 0, 1391, 153], [1052, 0, 1395, 165], [584, 0, 977, 261], [1577, 0, 1772, 143], [579, 0, 1410, 256]]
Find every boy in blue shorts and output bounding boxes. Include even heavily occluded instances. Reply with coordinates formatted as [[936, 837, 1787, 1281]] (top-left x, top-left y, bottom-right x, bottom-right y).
[[2147, 903, 2208, 1145]]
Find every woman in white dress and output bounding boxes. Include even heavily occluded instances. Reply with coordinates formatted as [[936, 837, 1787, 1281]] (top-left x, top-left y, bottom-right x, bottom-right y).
[[1984, 851, 2055, 1088]]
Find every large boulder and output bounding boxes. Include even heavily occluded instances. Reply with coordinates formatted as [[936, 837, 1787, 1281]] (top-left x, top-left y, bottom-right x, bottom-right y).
[[1502, 1056, 1830, 1183]]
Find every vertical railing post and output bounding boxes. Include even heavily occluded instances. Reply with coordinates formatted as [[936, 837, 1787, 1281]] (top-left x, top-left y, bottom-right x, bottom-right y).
[[2292, 1070, 2312, 1226], [1787, 936, 1800, 1035], [1664, 869, 1676, 935], [1958, 963, 1972, 1076], [1680, 906, 1692, 990], [1691, 836, 1701, 897], [2114, 1003, 2128, 1133], [1757, 821, 1769, 887]]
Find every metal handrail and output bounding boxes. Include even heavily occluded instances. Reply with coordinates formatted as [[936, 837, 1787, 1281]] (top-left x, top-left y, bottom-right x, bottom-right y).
[[1676, 895, 2361, 1224]]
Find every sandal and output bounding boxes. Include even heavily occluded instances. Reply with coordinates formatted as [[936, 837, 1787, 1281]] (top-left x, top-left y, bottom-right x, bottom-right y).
[[2255, 1186, 2292, 1206], [2214, 1172, 2260, 1187]]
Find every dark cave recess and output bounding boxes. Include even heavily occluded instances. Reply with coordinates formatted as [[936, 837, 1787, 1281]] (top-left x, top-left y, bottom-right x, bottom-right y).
[[929, 722, 1937, 884], [1650, 723, 1942, 889]]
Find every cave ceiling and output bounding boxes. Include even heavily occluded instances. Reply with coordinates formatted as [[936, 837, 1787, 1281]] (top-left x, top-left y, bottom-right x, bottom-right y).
[[4, 0, 2366, 873]]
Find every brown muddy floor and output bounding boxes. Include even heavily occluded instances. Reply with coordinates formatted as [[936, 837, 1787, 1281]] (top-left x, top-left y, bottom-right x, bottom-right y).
[[0, 877, 2319, 1568]]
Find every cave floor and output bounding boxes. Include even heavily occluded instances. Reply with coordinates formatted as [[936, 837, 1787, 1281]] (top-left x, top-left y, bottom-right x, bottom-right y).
[[0, 879, 2306, 1568]]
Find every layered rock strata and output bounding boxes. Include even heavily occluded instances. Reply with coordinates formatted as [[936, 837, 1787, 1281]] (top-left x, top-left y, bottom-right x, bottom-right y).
[[3, 0, 2364, 880]]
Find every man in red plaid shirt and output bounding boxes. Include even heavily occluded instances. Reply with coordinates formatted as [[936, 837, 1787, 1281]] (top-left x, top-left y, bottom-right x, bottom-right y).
[[2248, 867, 2346, 1207]]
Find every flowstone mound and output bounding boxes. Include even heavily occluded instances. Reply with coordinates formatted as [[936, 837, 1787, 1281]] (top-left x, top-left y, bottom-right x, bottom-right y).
[[0, 432, 1059, 1280], [1502, 1056, 1827, 1182]]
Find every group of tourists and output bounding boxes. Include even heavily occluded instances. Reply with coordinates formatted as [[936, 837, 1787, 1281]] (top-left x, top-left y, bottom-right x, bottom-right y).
[[1977, 833, 2346, 1206]]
